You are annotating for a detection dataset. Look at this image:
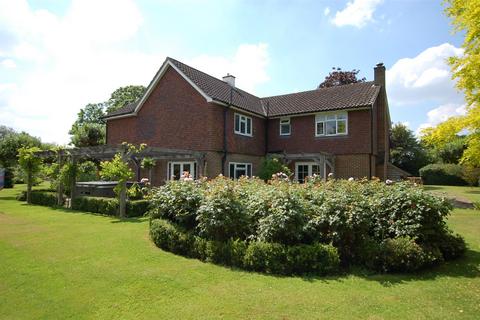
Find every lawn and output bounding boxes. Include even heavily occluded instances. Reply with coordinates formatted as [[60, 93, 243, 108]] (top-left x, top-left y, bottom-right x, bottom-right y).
[[423, 184, 480, 203], [0, 185, 479, 319]]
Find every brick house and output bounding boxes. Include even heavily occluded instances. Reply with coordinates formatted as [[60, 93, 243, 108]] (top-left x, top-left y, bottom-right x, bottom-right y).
[[104, 57, 397, 185]]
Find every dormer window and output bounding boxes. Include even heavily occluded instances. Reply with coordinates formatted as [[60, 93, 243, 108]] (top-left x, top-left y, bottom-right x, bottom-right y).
[[234, 113, 252, 136], [279, 118, 291, 136], [315, 112, 348, 136]]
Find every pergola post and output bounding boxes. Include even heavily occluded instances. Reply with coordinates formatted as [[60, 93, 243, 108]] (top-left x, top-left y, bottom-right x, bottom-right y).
[[70, 156, 78, 206], [57, 151, 64, 206]]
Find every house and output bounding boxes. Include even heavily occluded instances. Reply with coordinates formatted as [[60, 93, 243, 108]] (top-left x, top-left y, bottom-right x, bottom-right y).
[[104, 57, 395, 185]]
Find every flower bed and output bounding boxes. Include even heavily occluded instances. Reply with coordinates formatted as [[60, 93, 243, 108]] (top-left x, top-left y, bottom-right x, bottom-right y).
[[148, 176, 466, 275]]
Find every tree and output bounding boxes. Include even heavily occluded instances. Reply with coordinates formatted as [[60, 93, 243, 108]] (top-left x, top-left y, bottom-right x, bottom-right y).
[[69, 123, 106, 147], [0, 125, 15, 140], [100, 143, 145, 217], [390, 123, 428, 175], [18, 147, 43, 204], [0, 131, 42, 168], [318, 67, 366, 89], [73, 103, 106, 126], [428, 135, 467, 164], [106, 85, 146, 113], [423, 1, 480, 166]]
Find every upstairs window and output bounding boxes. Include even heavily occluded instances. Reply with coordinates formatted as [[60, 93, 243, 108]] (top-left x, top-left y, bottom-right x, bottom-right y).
[[279, 118, 291, 136], [315, 112, 348, 136], [229, 162, 252, 179], [234, 113, 252, 136]]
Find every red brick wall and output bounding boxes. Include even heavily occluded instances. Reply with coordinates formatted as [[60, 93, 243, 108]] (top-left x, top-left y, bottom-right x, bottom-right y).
[[267, 110, 372, 155], [107, 67, 224, 151], [226, 109, 266, 156]]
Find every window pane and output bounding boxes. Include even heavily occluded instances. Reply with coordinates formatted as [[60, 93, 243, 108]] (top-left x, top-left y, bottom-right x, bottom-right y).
[[236, 168, 247, 179], [316, 115, 325, 121], [326, 121, 336, 135], [240, 121, 246, 133], [326, 115, 336, 121], [281, 124, 290, 135], [173, 164, 181, 180], [246, 118, 251, 134], [297, 164, 309, 183], [235, 115, 240, 131], [316, 122, 324, 135], [312, 165, 321, 176], [183, 163, 191, 175], [337, 120, 346, 133], [337, 113, 347, 120], [229, 164, 235, 178], [247, 164, 252, 177]]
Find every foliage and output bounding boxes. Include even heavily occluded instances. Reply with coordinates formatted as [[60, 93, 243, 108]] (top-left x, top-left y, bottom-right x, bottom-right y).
[[106, 85, 146, 113], [141, 157, 156, 169], [461, 165, 480, 186], [127, 182, 144, 200], [421, 1, 480, 167], [0, 130, 42, 168], [258, 157, 292, 181], [419, 163, 467, 185], [429, 135, 467, 164], [100, 154, 134, 194], [196, 177, 250, 241], [18, 147, 43, 178], [149, 179, 204, 229], [17, 190, 57, 207], [150, 218, 340, 275], [77, 160, 98, 182], [149, 177, 463, 273], [318, 67, 366, 88], [69, 123, 106, 147], [390, 123, 429, 175], [72, 103, 106, 126], [71, 196, 149, 217]]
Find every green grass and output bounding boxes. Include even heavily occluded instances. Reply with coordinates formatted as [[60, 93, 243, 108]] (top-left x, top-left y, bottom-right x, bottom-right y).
[[1, 185, 479, 319], [423, 184, 480, 203]]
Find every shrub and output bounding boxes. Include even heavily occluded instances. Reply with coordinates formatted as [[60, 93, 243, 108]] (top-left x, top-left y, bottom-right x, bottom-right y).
[[377, 237, 431, 272], [17, 190, 57, 206], [258, 157, 292, 181], [72, 196, 148, 217], [196, 177, 250, 241], [433, 232, 467, 260], [149, 180, 204, 229], [419, 163, 467, 185]]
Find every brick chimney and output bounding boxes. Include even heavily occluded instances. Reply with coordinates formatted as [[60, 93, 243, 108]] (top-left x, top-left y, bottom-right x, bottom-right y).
[[223, 73, 235, 87], [374, 62, 385, 88]]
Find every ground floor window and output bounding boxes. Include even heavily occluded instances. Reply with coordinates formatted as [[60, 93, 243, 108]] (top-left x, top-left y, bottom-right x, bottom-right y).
[[168, 161, 196, 180], [295, 162, 323, 183], [229, 162, 252, 179]]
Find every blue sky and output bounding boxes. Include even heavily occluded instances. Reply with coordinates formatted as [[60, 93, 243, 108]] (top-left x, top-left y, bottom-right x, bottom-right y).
[[0, 0, 466, 143]]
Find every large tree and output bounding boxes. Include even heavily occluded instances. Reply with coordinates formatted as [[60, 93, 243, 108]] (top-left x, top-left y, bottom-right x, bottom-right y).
[[318, 67, 366, 89], [390, 123, 428, 175], [422, 1, 480, 166], [106, 85, 146, 113]]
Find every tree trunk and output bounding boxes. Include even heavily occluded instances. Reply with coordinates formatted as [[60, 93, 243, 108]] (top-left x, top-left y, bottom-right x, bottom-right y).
[[119, 181, 127, 218], [26, 171, 32, 204]]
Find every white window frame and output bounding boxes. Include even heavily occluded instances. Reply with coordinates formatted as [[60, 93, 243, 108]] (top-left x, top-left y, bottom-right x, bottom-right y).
[[315, 111, 348, 137], [234, 113, 253, 137], [167, 161, 196, 181], [279, 117, 291, 136], [295, 162, 325, 183], [229, 162, 253, 179]]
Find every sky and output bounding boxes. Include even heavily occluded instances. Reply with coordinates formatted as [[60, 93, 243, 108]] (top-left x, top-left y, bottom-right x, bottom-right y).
[[0, 0, 466, 144]]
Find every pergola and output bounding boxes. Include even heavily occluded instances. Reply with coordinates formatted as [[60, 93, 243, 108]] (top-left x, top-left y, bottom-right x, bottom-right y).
[[37, 145, 206, 206]]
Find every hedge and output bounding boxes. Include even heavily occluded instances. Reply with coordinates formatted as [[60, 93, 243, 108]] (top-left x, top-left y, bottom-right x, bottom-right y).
[[149, 218, 340, 276], [72, 196, 149, 217], [148, 177, 467, 273], [419, 163, 467, 185], [16, 190, 57, 206]]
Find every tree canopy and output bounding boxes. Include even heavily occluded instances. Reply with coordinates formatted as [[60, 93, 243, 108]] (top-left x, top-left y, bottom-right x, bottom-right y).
[[106, 85, 146, 113], [422, 1, 480, 166], [0, 129, 42, 168], [390, 123, 428, 175], [318, 67, 366, 89]]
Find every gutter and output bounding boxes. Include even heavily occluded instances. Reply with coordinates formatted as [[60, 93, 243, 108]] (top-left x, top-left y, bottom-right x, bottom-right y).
[[221, 88, 233, 175]]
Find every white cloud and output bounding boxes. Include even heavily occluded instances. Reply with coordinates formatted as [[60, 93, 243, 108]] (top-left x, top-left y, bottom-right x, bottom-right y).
[[416, 103, 467, 135], [0, 0, 271, 144], [1, 59, 16, 68], [332, 0, 383, 28], [387, 43, 464, 106], [188, 43, 270, 94], [324, 7, 330, 16]]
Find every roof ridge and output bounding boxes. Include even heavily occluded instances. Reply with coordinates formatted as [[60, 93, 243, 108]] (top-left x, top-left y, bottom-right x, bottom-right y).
[[261, 81, 376, 100]]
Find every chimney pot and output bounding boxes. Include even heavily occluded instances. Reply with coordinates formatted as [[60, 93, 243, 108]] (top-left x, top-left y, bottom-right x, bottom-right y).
[[223, 73, 236, 87]]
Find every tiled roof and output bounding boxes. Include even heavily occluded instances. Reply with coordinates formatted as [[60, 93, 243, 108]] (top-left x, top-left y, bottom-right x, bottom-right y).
[[262, 82, 380, 117], [104, 57, 381, 119]]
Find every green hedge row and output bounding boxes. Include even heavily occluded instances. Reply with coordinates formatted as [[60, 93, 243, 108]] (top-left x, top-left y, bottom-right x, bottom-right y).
[[419, 163, 467, 185], [150, 218, 340, 276], [72, 196, 149, 217], [16, 190, 57, 206]]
